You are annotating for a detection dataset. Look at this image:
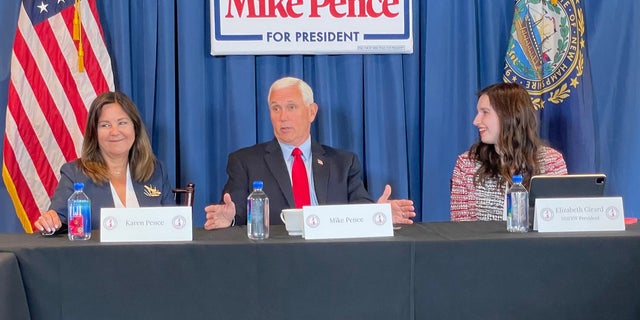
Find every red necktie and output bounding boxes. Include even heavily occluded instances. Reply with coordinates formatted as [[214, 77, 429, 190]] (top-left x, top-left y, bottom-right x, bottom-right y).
[[291, 148, 311, 208]]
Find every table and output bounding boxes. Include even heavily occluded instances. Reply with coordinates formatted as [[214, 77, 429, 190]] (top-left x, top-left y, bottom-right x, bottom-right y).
[[0, 252, 30, 320], [411, 222, 640, 320], [1, 222, 639, 320]]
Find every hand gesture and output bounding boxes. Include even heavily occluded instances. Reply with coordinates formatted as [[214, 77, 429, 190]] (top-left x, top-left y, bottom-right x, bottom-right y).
[[377, 184, 416, 225], [204, 193, 236, 230]]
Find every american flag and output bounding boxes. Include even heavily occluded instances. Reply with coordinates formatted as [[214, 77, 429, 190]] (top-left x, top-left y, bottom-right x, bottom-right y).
[[2, 0, 114, 233]]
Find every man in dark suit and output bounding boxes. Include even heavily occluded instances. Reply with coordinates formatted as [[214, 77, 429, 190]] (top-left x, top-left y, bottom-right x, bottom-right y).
[[204, 77, 415, 229]]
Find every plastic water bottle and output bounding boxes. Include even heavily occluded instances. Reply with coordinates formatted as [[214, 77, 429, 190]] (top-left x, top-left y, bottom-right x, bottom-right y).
[[68, 182, 91, 240], [247, 180, 269, 240], [506, 175, 529, 233]]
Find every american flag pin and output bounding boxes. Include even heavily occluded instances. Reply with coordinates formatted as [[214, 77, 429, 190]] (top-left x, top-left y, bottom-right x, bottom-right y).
[[317, 159, 324, 166]]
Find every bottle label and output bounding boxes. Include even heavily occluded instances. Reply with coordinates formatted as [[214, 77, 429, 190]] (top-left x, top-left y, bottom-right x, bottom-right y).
[[69, 200, 90, 237], [69, 214, 84, 236]]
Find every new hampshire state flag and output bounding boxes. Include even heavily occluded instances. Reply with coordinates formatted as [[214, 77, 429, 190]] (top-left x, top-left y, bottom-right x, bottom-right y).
[[503, 0, 595, 173]]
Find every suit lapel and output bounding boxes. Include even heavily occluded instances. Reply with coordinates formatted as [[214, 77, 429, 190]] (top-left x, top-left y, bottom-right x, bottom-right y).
[[311, 141, 329, 204], [94, 183, 116, 209], [265, 139, 295, 208]]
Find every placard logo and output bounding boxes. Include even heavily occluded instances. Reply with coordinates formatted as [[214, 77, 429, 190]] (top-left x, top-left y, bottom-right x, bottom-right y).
[[373, 212, 387, 225], [172, 215, 187, 229], [541, 207, 554, 221], [103, 216, 118, 230], [605, 206, 620, 220], [306, 214, 321, 228]]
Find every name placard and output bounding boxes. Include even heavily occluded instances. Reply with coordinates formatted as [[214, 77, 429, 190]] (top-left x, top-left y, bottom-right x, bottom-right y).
[[534, 197, 625, 232], [302, 203, 393, 240], [100, 207, 192, 242]]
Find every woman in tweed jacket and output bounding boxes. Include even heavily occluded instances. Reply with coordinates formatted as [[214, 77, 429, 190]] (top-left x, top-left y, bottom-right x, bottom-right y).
[[450, 83, 567, 221]]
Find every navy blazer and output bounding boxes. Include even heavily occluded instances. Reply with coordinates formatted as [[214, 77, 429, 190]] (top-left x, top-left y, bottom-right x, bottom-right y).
[[49, 159, 174, 229], [222, 138, 374, 225]]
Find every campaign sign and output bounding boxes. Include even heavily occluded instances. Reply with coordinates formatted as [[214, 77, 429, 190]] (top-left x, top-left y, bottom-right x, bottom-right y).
[[302, 203, 393, 240], [534, 197, 625, 232], [210, 0, 413, 55], [100, 207, 192, 242]]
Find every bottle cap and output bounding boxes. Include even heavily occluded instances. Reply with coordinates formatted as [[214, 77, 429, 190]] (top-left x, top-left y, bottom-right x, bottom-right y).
[[512, 175, 523, 183], [253, 180, 263, 189], [73, 182, 84, 191]]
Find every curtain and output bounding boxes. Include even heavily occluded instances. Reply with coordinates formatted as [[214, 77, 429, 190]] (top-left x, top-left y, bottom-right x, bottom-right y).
[[1, 0, 639, 232]]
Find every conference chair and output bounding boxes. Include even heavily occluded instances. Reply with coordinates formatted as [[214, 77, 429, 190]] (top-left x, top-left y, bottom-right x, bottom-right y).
[[172, 182, 195, 206]]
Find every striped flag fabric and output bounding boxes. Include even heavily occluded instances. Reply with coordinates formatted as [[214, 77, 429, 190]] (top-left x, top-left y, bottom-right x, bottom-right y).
[[503, 0, 595, 173], [2, 0, 114, 233]]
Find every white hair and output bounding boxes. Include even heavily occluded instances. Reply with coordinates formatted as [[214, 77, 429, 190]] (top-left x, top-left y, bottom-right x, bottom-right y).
[[268, 77, 314, 106]]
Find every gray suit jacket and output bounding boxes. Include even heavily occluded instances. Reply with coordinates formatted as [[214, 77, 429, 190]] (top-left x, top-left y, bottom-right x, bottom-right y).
[[49, 159, 173, 230], [222, 138, 374, 225]]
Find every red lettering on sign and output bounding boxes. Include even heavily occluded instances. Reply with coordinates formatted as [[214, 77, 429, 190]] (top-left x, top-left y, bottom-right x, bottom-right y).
[[226, 0, 304, 18], [226, 0, 399, 18], [310, 0, 400, 18]]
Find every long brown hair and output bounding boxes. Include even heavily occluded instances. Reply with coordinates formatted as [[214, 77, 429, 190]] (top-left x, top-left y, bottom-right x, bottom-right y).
[[470, 83, 544, 188], [79, 91, 156, 184]]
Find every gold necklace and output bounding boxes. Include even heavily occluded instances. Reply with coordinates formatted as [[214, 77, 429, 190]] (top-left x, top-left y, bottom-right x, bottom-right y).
[[109, 163, 127, 176], [110, 167, 125, 176]]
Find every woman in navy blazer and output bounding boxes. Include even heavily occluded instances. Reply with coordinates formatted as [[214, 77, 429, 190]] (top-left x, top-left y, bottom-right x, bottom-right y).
[[34, 91, 173, 233]]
